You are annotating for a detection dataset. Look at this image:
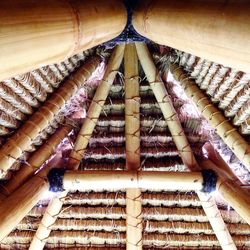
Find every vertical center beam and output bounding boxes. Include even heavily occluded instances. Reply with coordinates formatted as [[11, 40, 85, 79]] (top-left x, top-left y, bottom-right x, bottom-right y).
[[124, 43, 142, 250]]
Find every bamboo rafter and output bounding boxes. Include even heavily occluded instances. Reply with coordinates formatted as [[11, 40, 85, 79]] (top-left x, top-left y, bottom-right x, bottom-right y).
[[0, 125, 72, 201], [29, 45, 125, 250], [124, 44, 142, 250], [170, 63, 250, 172], [135, 43, 236, 250], [0, 56, 101, 176]]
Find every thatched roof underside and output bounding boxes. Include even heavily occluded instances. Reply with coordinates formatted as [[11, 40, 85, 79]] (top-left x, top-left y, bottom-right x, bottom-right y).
[[0, 44, 250, 249]]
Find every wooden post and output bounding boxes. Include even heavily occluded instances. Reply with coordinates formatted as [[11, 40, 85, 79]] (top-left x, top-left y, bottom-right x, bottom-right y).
[[133, 0, 250, 73], [136, 43, 236, 250], [170, 63, 250, 173], [0, 0, 126, 80], [29, 45, 125, 250], [124, 44, 142, 250], [0, 125, 72, 201], [0, 56, 101, 176]]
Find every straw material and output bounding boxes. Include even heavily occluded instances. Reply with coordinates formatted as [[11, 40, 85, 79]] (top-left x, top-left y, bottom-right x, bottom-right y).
[[0, 56, 101, 176], [177, 51, 250, 135], [16, 218, 250, 235], [29, 45, 125, 250], [14, 73, 48, 102], [27, 205, 245, 224], [0, 82, 33, 114], [2, 231, 250, 248], [3, 79, 39, 108], [170, 63, 250, 172], [0, 125, 72, 199]]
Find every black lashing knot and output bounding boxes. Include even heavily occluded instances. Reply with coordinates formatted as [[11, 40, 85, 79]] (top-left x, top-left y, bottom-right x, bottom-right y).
[[47, 168, 66, 192], [201, 169, 217, 193], [105, 0, 150, 45]]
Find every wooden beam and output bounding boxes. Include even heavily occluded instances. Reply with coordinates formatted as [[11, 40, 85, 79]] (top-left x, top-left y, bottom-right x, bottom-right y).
[[135, 42, 197, 171], [136, 43, 236, 250], [0, 125, 72, 201], [0, 158, 58, 242], [62, 170, 204, 191], [29, 45, 125, 250], [170, 63, 250, 173], [0, 56, 101, 177], [133, 0, 250, 73], [124, 43, 142, 250], [0, 0, 126, 80], [199, 143, 250, 226]]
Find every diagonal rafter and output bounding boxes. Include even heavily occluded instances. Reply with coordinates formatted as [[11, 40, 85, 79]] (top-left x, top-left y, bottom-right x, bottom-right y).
[[124, 43, 142, 250], [135, 42, 237, 250], [170, 63, 250, 172], [0, 56, 102, 243], [27, 45, 125, 250]]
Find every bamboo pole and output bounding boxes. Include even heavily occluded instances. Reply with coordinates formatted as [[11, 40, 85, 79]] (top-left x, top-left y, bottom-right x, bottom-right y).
[[69, 45, 125, 169], [136, 43, 236, 250], [199, 143, 250, 225], [0, 125, 72, 201], [0, 56, 101, 176], [133, 0, 250, 73], [63, 171, 204, 191], [0, 0, 126, 81], [170, 63, 250, 172], [135, 42, 197, 171], [124, 44, 142, 250], [0, 163, 53, 242], [29, 45, 125, 250], [200, 142, 241, 183]]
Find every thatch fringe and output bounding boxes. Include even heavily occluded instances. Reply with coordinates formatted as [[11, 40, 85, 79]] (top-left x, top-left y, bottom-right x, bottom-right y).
[[233, 99, 250, 126], [30, 69, 53, 93], [0, 111, 20, 129], [2, 231, 250, 247], [28, 206, 245, 224], [0, 55, 101, 176], [83, 146, 180, 161], [88, 132, 207, 149], [15, 218, 250, 235], [177, 52, 250, 136], [96, 116, 204, 135], [14, 73, 47, 102], [0, 98, 26, 121], [0, 82, 33, 114], [225, 83, 250, 118], [3, 79, 39, 108]]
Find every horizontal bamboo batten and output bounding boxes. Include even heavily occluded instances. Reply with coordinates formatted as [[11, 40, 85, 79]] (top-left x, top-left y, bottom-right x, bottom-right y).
[[0, 0, 126, 81], [0, 56, 101, 176], [0, 125, 72, 201], [29, 46, 125, 250], [170, 64, 250, 172], [133, 0, 250, 73], [63, 171, 204, 191]]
